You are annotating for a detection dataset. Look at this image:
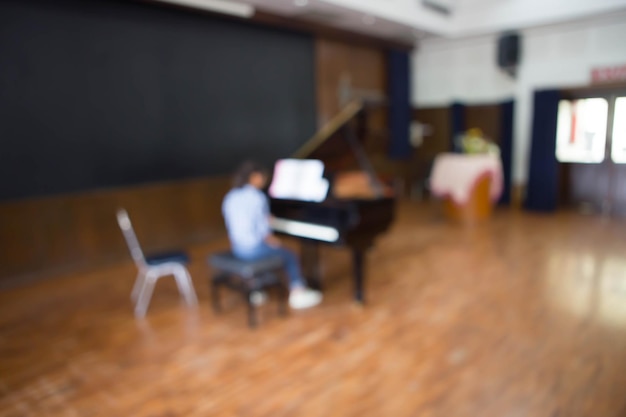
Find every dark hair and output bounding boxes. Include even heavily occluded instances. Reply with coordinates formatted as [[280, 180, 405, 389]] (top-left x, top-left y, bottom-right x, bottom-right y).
[[232, 161, 268, 188]]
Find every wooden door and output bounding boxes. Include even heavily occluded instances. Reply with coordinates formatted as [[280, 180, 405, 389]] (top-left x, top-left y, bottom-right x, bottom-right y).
[[559, 86, 626, 217]]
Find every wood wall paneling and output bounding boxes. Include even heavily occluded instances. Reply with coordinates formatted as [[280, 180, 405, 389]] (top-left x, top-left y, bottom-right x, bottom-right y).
[[464, 104, 503, 144], [412, 107, 451, 158], [410, 107, 451, 188], [315, 38, 387, 127], [0, 177, 231, 286]]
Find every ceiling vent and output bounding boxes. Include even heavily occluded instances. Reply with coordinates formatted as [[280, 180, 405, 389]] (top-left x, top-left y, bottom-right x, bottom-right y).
[[422, 0, 455, 15]]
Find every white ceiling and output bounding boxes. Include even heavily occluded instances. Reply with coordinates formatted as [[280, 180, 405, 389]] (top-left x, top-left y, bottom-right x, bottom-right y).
[[451, 0, 626, 36], [155, 0, 626, 42]]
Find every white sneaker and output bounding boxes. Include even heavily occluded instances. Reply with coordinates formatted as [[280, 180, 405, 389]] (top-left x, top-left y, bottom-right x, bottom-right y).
[[289, 288, 322, 310], [250, 291, 267, 306]]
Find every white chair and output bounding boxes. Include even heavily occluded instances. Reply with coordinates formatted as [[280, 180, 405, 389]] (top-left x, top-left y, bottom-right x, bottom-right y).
[[116, 209, 198, 318]]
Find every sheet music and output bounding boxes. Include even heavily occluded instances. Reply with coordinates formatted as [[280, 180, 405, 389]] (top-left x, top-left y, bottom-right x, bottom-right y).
[[269, 159, 329, 202]]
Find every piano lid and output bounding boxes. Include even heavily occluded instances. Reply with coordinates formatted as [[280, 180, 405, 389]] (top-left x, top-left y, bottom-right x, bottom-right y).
[[290, 100, 389, 199], [293, 100, 363, 160]]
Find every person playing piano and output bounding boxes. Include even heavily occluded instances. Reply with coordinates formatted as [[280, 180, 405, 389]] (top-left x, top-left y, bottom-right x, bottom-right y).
[[222, 161, 323, 310]]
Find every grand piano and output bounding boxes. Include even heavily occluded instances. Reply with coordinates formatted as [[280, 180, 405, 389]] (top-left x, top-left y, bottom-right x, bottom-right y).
[[269, 100, 396, 303]]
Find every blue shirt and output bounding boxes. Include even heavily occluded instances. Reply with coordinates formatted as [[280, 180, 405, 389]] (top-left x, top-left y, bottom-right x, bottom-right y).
[[222, 185, 270, 253]]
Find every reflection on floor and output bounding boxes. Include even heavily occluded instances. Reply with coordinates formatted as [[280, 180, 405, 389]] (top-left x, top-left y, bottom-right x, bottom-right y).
[[1, 201, 625, 417]]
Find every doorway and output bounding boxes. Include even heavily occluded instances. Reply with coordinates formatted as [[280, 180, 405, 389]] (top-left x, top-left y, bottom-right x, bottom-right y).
[[557, 85, 626, 217]]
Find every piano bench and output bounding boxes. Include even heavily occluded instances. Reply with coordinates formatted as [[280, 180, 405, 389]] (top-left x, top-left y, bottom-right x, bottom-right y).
[[207, 252, 289, 328]]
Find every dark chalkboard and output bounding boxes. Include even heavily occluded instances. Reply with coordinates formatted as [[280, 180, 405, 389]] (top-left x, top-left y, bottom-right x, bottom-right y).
[[0, 0, 316, 200]]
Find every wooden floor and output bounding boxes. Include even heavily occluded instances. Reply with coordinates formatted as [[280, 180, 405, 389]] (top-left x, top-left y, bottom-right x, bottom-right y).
[[1, 201, 626, 417]]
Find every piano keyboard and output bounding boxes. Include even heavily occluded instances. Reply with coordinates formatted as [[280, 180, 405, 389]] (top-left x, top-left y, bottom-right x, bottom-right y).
[[270, 217, 340, 243]]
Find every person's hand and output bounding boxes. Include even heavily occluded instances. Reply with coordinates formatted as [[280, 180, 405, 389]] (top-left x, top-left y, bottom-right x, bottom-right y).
[[266, 234, 281, 247]]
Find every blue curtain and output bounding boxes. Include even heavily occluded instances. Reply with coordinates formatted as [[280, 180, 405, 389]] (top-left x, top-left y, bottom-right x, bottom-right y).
[[387, 50, 412, 159], [450, 102, 465, 152], [524, 90, 561, 211], [498, 100, 514, 205]]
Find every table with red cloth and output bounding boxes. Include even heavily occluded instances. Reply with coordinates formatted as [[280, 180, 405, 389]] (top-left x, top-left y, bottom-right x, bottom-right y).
[[430, 153, 503, 223]]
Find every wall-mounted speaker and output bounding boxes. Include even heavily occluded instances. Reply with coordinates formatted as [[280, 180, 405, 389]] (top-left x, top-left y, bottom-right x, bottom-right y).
[[497, 32, 520, 77]]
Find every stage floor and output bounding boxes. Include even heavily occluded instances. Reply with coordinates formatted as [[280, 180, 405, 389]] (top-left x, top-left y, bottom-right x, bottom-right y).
[[1, 202, 625, 417]]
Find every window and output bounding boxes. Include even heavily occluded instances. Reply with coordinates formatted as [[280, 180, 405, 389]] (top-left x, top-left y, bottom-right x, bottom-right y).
[[556, 98, 608, 163], [611, 97, 626, 164]]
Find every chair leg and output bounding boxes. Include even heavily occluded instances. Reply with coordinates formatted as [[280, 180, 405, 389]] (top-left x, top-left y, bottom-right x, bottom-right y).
[[135, 272, 156, 318], [131, 271, 146, 301], [211, 277, 222, 313], [174, 266, 198, 308], [245, 291, 257, 328], [277, 284, 288, 317]]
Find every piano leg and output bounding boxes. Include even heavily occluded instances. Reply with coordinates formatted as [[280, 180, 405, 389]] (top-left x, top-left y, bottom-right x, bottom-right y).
[[353, 249, 365, 304], [301, 241, 322, 290]]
